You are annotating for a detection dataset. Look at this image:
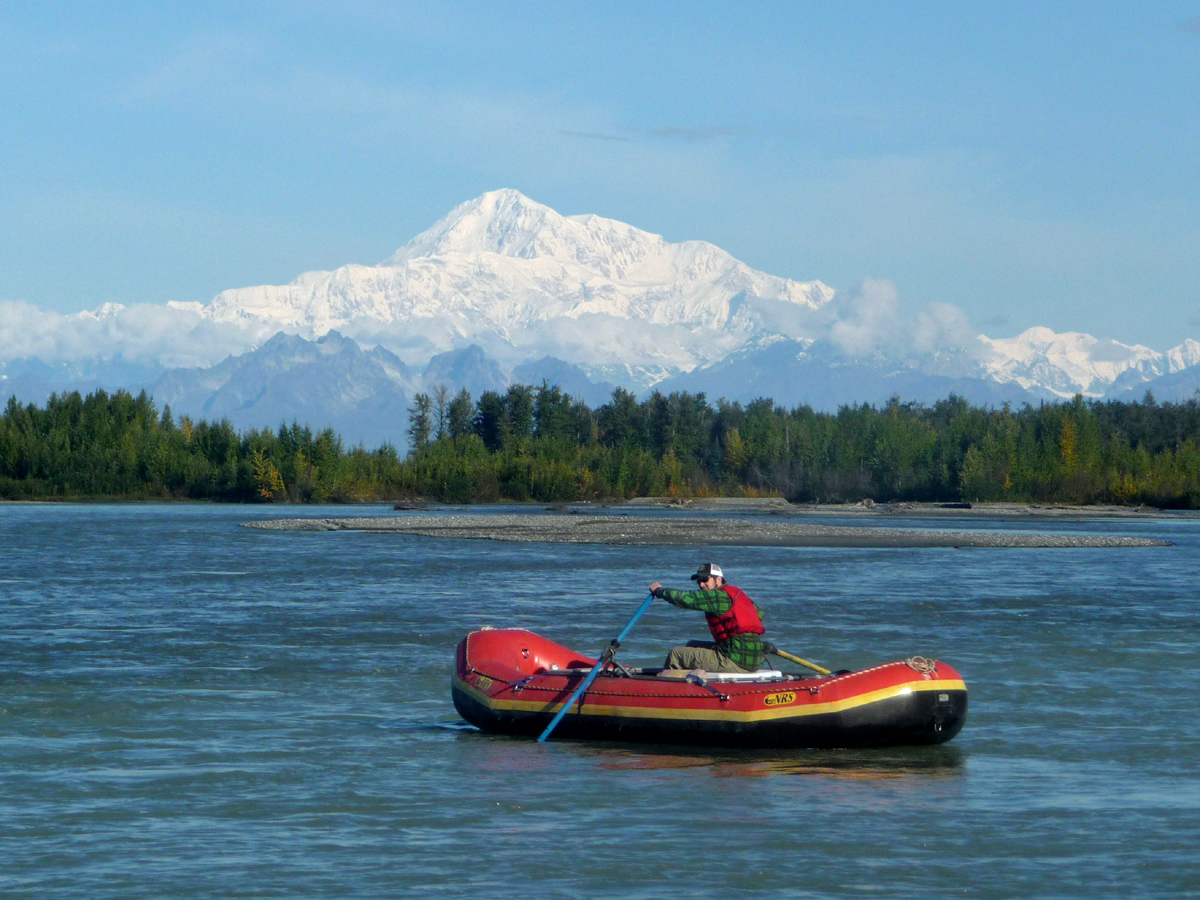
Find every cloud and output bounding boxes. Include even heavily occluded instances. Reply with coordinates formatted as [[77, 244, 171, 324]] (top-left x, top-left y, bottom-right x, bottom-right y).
[[559, 130, 633, 143], [0, 274, 984, 384], [827, 278, 902, 356], [982, 314, 1009, 331], [638, 126, 740, 142], [813, 279, 981, 363], [0, 300, 269, 368], [1178, 16, 1200, 34], [346, 283, 982, 375], [912, 302, 977, 355]]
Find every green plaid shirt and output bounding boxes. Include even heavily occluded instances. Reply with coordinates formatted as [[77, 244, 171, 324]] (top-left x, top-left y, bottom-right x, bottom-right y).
[[653, 585, 766, 671]]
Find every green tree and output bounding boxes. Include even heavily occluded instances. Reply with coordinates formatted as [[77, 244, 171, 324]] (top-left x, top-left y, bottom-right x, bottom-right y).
[[407, 393, 432, 453], [472, 391, 509, 452], [447, 389, 473, 441]]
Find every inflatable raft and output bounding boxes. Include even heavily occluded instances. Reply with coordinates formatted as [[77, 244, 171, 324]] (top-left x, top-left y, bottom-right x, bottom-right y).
[[453, 628, 968, 748]]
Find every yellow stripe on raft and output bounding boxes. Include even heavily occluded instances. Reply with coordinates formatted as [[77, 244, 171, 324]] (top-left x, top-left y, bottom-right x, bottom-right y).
[[454, 676, 967, 724]]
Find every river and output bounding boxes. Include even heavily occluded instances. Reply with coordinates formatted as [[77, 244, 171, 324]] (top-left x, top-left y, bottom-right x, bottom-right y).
[[2, 503, 1197, 898]]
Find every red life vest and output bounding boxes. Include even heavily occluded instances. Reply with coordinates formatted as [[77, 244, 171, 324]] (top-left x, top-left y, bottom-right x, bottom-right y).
[[705, 584, 765, 643]]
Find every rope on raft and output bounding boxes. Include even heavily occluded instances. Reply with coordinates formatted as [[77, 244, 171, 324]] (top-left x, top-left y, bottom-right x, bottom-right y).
[[904, 656, 937, 674]]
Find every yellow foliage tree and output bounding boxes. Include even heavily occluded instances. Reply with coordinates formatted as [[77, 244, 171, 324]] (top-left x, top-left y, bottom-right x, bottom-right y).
[[1060, 416, 1078, 473], [252, 449, 285, 501], [724, 428, 748, 479]]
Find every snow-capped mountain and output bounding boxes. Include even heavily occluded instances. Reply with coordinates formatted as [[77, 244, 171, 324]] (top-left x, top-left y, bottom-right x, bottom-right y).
[[6, 189, 1200, 424], [200, 189, 834, 375], [1167, 339, 1200, 373], [979, 328, 1200, 399], [194, 189, 1200, 399]]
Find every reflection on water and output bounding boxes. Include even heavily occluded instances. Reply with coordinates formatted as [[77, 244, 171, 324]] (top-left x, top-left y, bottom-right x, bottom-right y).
[[589, 744, 966, 781]]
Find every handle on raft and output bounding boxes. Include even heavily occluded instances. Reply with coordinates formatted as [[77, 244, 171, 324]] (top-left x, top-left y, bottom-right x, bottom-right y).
[[537, 593, 656, 743]]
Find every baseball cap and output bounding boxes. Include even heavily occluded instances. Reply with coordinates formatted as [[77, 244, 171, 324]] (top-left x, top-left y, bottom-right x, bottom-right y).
[[690, 563, 724, 581]]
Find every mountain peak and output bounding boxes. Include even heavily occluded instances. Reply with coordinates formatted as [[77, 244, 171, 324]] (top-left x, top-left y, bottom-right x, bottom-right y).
[[380, 188, 679, 282], [201, 190, 834, 371], [383, 189, 566, 265], [70, 302, 127, 321]]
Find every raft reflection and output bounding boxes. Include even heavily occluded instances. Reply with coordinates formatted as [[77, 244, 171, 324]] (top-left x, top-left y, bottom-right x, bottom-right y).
[[589, 745, 966, 781], [458, 730, 965, 781]]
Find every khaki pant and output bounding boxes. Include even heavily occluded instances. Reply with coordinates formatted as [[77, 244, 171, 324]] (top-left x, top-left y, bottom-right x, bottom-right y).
[[663, 641, 752, 674]]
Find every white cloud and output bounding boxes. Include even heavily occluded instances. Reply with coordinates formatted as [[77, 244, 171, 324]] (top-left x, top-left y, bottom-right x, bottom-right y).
[[817, 278, 979, 362], [912, 302, 978, 355], [827, 278, 902, 357], [1, 275, 983, 379], [0, 300, 269, 368]]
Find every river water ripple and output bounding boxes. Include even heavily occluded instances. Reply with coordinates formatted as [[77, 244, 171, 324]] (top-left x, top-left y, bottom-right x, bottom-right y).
[[1, 504, 1197, 898]]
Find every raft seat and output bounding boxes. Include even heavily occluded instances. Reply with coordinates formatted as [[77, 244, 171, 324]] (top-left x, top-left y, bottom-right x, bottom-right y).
[[706, 670, 785, 682]]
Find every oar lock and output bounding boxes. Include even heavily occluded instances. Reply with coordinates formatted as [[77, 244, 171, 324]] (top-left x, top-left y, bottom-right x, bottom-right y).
[[537, 593, 657, 743], [684, 672, 731, 702]]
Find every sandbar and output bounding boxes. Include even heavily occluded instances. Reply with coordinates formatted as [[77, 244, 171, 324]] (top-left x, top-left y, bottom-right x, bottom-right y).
[[244, 513, 1171, 548]]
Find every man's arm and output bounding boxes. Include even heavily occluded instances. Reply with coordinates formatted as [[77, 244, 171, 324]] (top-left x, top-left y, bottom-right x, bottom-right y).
[[650, 585, 732, 614]]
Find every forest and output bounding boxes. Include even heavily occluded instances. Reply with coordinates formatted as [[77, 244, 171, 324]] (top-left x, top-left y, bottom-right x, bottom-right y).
[[2, 384, 1200, 507]]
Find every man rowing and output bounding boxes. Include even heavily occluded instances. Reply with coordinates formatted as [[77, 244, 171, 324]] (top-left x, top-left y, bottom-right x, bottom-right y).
[[649, 563, 766, 674]]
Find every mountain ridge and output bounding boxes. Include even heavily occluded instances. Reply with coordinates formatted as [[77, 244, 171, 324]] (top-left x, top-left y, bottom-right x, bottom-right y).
[[200, 189, 834, 374], [4, 190, 1200, 426]]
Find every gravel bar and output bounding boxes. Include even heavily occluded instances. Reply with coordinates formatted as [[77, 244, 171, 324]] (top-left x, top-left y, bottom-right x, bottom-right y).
[[244, 514, 1172, 548]]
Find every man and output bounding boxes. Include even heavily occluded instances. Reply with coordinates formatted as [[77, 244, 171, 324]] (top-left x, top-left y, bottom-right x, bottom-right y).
[[649, 563, 766, 674]]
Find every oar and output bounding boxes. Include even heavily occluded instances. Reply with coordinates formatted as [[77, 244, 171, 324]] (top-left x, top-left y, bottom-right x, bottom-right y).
[[763, 641, 832, 676], [537, 593, 655, 743]]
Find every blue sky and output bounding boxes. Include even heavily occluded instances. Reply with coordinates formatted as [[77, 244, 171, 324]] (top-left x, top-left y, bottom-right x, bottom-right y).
[[2, 2, 1198, 349]]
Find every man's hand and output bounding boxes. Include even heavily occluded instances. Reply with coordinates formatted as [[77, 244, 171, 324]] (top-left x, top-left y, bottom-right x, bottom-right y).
[[649, 581, 662, 594]]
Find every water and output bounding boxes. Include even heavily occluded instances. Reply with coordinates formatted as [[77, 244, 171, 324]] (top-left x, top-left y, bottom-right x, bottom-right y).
[[2, 503, 1198, 898]]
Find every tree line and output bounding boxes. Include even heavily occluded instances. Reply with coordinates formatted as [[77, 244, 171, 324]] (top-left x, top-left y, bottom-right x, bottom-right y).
[[2, 385, 1199, 507], [0, 390, 391, 502]]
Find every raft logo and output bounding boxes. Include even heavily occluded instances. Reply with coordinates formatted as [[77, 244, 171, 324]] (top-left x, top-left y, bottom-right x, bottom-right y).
[[763, 691, 797, 707], [475, 675, 493, 690]]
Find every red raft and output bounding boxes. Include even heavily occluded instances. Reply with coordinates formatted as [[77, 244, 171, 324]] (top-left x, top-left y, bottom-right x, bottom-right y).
[[453, 628, 968, 748]]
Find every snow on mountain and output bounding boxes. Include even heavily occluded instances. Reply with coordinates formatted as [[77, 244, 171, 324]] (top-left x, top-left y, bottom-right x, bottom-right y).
[[70, 302, 127, 321], [1166, 338, 1200, 373], [9, 190, 1200, 411], [199, 189, 834, 370], [980, 327, 1167, 398]]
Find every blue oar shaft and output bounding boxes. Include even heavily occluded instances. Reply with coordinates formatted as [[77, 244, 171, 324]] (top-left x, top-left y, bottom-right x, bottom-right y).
[[536, 593, 655, 743]]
